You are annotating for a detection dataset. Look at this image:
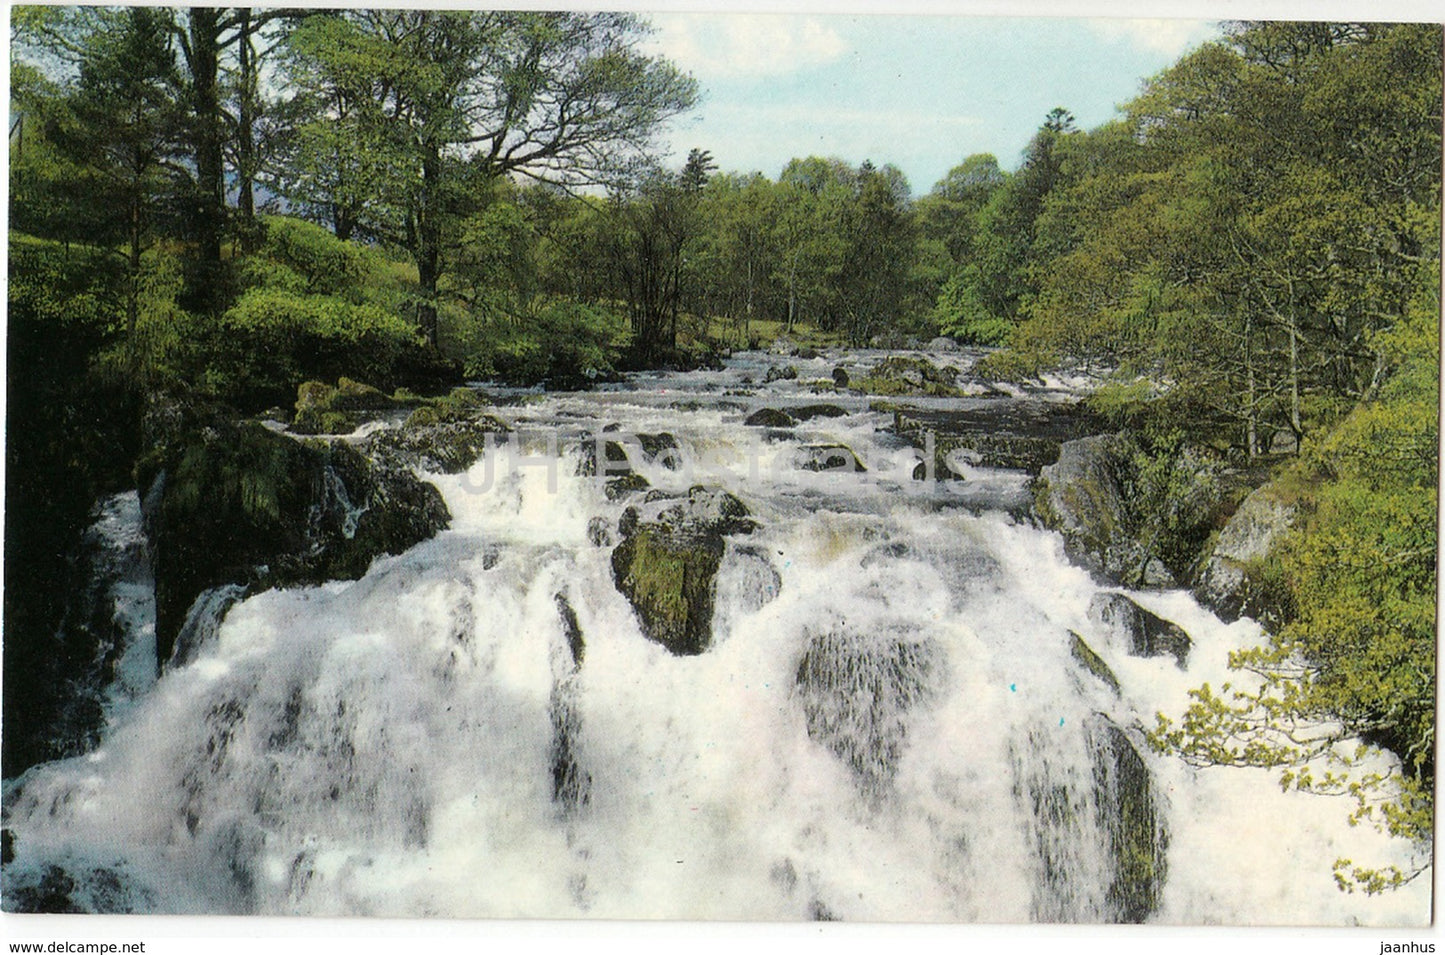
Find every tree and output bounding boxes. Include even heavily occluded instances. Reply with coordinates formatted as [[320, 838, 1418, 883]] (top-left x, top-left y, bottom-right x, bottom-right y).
[[604, 171, 697, 359], [835, 162, 919, 345], [918, 152, 1005, 266], [13, 8, 184, 371], [275, 11, 697, 348]]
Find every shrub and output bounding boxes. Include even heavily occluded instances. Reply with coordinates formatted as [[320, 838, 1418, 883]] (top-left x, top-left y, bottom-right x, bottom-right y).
[[461, 298, 627, 387], [204, 286, 426, 405]]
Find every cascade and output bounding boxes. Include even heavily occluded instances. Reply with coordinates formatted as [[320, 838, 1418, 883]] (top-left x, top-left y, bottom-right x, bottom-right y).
[[0, 349, 1429, 924]]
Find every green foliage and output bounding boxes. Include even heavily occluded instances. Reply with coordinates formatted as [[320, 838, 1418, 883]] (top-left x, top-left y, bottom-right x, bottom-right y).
[[932, 273, 1012, 345], [205, 285, 424, 403], [459, 298, 628, 387], [1151, 285, 1438, 892], [240, 215, 400, 299]]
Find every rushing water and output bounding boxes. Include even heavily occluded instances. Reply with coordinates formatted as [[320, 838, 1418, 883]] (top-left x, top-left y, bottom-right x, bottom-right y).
[[1, 348, 1431, 923]]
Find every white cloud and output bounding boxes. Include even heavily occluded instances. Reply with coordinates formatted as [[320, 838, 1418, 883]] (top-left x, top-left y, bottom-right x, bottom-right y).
[[646, 13, 851, 79], [1086, 18, 1219, 57]]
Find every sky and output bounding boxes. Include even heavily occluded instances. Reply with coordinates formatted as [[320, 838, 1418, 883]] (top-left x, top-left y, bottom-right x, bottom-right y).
[[639, 12, 1223, 193]]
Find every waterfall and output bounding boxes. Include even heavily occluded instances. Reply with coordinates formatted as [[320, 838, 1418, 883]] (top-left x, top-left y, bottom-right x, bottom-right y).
[[0, 350, 1430, 924]]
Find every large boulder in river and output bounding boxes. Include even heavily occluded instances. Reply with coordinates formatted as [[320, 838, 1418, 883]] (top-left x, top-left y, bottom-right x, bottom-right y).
[[1088, 592, 1191, 669], [1033, 435, 1170, 586], [1033, 434, 1222, 588], [292, 377, 404, 435], [141, 420, 450, 667], [1090, 717, 1168, 922], [610, 487, 755, 655], [1192, 483, 1298, 623], [745, 407, 798, 428]]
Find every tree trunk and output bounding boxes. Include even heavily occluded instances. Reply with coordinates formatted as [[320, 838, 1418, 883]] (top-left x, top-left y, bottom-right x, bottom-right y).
[[415, 149, 442, 348], [1287, 306, 1302, 442], [1245, 313, 1259, 460], [417, 245, 440, 349], [235, 8, 257, 245], [128, 198, 143, 374], [189, 8, 224, 267], [745, 256, 754, 348]]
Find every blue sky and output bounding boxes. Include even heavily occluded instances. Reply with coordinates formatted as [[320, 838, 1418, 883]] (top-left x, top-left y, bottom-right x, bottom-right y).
[[641, 13, 1223, 193]]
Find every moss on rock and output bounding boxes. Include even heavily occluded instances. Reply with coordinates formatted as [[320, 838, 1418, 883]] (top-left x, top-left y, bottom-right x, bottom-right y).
[[609, 486, 755, 655], [1069, 631, 1120, 696], [146, 420, 449, 665], [611, 528, 725, 655]]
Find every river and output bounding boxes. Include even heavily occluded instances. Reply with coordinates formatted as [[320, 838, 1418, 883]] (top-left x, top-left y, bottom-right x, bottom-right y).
[[0, 347, 1430, 923]]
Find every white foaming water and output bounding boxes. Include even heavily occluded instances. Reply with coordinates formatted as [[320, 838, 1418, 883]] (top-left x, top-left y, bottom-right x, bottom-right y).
[[1, 351, 1431, 923]]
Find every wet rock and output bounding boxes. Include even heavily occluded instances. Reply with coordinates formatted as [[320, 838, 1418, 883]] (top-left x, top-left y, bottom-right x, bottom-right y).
[[892, 403, 1104, 476], [610, 487, 755, 656], [764, 364, 799, 384], [555, 594, 585, 668], [368, 399, 508, 475], [618, 506, 641, 540], [170, 584, 247, 668], [1069, 631, 1120, 696], [142, 420, 450, 667], [744, 408, 798, 428], [928, 336, 960, 352], [831, 366, 851, 389], [636, 432, 682, 469], [1088, 592, 1191, 669], [794, 624, 944, 800], [587, 516, 614, 548], [792, 403, 848, 421], [658, 486, 757, 537], [1033, 434, 1174, 587], [2, 860, 155, 914], [575, 436, 632, 477], [794, 444, 866, 473], [605, 472, 651, 500], [796, 347, 821, 361], [1090, 717, 1168, 923], [1193, 484, 1297, 623]]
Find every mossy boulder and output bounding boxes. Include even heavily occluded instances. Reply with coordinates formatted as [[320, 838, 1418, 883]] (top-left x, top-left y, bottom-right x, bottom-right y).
[[1192, 483, 1298, 622], [764, 364, 799, 383], [1034, 434, 1184, 586], [144, 420, 449, 666], [291, 377, 405, 435], [368, 391, 508, 475], [744, 408, 797, 428], [609, 487, 755, 655], [611, 529, 725, 655], [855, 356, 964, 398]]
